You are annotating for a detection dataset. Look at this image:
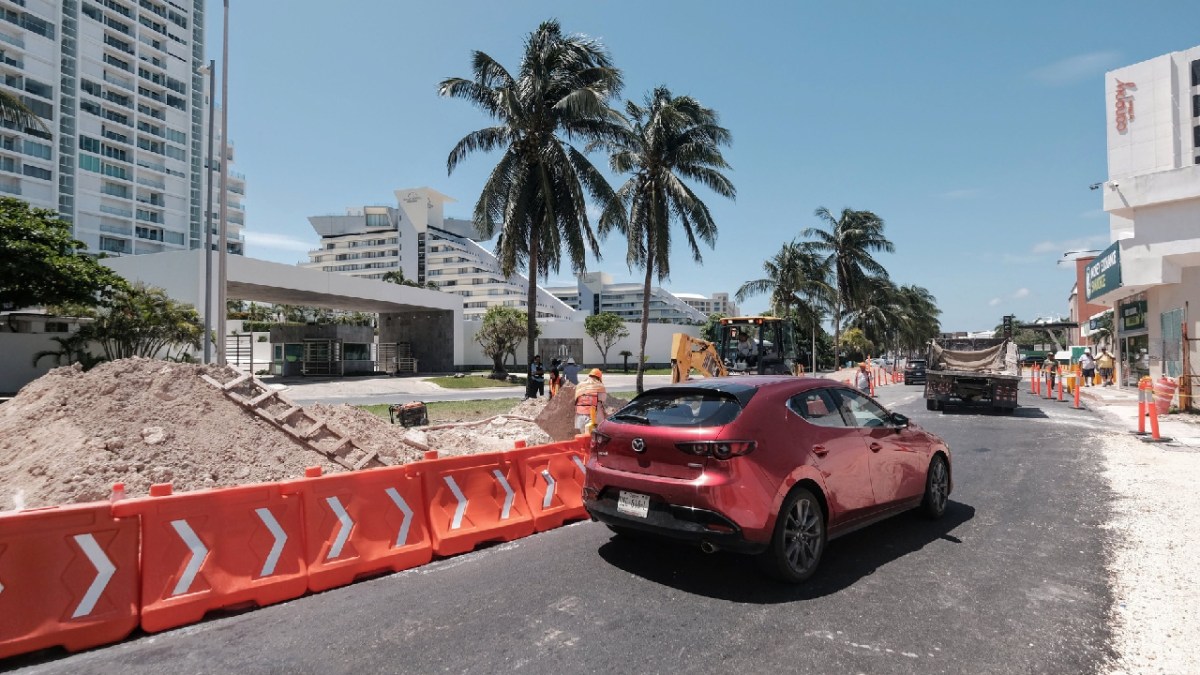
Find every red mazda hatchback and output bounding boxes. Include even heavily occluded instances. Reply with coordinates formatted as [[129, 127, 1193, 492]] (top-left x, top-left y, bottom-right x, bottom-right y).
[[583, 376, 952, 582]]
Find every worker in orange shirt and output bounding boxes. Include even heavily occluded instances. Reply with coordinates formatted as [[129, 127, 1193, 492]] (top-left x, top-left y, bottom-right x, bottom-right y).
[[574, 368, 607, 432]]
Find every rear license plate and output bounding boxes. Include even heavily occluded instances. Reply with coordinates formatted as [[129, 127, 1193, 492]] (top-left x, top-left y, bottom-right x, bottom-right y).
[[617, 491, 650, 518]]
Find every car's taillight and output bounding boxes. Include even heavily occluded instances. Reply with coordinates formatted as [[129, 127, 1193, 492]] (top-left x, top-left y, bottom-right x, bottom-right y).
[[590, 430, 611, 452], [674, 440, 756, 460]]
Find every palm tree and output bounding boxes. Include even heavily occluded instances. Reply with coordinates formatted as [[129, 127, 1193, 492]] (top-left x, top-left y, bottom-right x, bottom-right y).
[[897, 284, 941, 355], [440, 20, 624, 367], [737, 240, 830, 337], [0, 90, 49, 134], [802, 208, 894, 363], [598, 86, 735, 393]]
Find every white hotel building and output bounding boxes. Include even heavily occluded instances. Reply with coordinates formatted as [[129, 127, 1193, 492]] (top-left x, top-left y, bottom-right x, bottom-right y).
[[0, 0, 244, 259], [1086, 44, 1200, 387], [302, 187, 580, 321]]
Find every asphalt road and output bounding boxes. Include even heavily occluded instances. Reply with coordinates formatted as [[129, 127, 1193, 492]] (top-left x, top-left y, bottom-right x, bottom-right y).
[[8, 386, 1116, 674]]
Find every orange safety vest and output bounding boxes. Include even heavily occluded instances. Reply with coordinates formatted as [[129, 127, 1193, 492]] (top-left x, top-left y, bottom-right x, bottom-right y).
[[575, 380, 604, 415], [575, 392, 598, 415]]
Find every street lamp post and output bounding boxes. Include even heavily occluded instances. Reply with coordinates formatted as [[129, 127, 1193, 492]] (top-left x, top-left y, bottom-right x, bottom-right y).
[[200, 60, 215, 364], [216, 0, 230, 366]]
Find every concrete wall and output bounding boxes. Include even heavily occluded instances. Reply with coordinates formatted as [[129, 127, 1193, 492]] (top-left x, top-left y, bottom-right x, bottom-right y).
[[380, 310, 456, 372], [0, 333, 76, 395], [461, 320, 700, 370]]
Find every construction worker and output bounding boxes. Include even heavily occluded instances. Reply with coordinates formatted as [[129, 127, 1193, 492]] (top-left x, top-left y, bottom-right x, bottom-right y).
[[574, 368, 607, 432], [855, 362, 871, 394]]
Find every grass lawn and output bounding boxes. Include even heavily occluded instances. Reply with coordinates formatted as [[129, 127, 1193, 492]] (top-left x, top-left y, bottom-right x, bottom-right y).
[[426, 374, 524, 389], [360, 398, 523, 423]]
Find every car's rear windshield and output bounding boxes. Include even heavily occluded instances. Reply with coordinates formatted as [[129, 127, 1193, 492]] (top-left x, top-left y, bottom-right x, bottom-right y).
[[610, 390, 744, 428], [908, 360, 926, 367]]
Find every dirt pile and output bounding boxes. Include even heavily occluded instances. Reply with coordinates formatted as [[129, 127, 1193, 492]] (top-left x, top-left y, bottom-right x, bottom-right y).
[[534, 383, 629, 441], [0, 358, 555, 511]]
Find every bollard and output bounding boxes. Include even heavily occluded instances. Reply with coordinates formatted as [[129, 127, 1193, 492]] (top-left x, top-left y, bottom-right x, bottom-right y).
[[1057, 366, 1065, 402], [1073, 374, 1082, 409], [1136, 377, 1149, 435], [1031, 364, 1039, 394]]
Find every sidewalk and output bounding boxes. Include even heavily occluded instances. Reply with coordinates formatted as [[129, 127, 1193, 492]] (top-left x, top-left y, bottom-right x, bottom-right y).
[[1077, 382, 1200, 448]]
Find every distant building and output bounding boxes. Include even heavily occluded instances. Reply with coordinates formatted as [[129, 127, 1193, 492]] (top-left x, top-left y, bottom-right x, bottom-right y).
[[302, 187, 579, 321], [674, 291, 740, 317], [544, 272, 707, 324], [1086, 44, 1200, 386], [0, 1, 244, 258]]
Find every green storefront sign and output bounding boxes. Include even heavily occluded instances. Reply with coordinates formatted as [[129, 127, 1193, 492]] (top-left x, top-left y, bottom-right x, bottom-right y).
[[1119, 300, 1147, 333], [1085, 242, 1121, 301]]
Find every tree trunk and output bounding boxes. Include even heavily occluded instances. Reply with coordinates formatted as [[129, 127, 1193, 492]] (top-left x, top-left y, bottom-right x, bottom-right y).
[[637, 254, 653, 395], [525, 220, 540, 398]]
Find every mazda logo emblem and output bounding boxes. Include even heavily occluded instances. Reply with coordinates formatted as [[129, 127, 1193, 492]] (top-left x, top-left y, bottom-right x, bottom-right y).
[[631, 438, 646, 453]]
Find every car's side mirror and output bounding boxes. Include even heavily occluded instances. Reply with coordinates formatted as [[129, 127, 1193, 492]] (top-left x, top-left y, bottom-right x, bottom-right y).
[[890, 412, 910, 429]]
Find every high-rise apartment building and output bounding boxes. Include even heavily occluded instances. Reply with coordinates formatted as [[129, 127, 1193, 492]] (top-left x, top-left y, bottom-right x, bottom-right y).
[[303, 187, 579, 321], [0, 0, 241, 257]]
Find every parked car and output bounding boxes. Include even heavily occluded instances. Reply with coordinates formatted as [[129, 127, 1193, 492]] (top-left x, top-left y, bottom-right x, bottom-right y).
[[904, 358, 928, 385], [582, 376, 952, 583]]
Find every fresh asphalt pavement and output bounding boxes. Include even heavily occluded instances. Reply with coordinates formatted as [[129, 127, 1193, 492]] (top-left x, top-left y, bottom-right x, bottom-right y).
[[8, 384, 1118, 674]]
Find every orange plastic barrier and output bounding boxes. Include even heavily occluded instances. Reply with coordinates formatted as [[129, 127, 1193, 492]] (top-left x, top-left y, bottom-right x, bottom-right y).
[[285, 465, 432, 593], [0, 501, 139, 658], [506, 439, 589, 532], [421, 453, 535, 557], [112, 482, 307, 633]]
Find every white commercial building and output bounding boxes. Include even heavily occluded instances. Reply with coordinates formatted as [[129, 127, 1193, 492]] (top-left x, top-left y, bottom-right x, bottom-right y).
[[0, 0, 247, 258], [1086, 44, 1200, 388], [674, 291, 740, 318], [303, 187, 579, 322], [544, 272, 708, 324]]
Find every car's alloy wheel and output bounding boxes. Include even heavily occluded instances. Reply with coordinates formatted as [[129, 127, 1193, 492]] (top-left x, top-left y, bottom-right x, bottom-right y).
[[761, 487, 825, 583], [922, 455, 949, 519]]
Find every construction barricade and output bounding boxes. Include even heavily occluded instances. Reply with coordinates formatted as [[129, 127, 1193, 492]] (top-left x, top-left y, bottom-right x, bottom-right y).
[[506, 438, 589, 532], [285, 465, 432, 593], [0, 501, 139, 659], [421, 452, 536, 557], [112, 482, 307, 634]]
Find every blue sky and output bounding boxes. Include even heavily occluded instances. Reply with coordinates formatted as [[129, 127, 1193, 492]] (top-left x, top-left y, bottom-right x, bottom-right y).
[[207, 1, 1199, 331]]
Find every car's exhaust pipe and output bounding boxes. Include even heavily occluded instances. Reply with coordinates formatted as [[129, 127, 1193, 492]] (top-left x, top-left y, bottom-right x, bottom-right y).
[[700, 541, 718, 554]]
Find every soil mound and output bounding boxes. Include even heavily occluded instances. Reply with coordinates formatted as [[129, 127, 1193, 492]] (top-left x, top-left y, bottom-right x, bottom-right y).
[[0, 359, 558, 511]]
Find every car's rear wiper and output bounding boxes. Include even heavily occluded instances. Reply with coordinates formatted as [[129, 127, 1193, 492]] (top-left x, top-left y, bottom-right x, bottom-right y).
[[611, 412, 650, 425]]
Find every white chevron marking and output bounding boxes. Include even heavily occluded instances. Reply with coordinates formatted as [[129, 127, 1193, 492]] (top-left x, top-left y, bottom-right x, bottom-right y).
[[385, 487, 414, 547], [540, 469, 556, 509], [492, 469, 515, 520], [71, 534, 115, 618], [571, 456, 586, 475], [324, 497, 353, 560], [443, 476, 468, 530], [255, 508, 287, 577], [170, 520, 208, 597]]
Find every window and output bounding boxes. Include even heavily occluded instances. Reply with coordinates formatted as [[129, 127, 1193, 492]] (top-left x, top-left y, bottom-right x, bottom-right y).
[[165, 128, 185, 144], [787, 389, 848, 428], [1193, 59, 1200, 87], [833, 389, 893, 428], [164, 144, 185, 161], [611, 390, 746, 428], [22, 164, 50, 180], [22, 139, 50, 159], [23, 77, 51, 99], [79, 154, 102, 172], [1195, 95, 1200, 119], [1194, 125, 1200, 149]]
